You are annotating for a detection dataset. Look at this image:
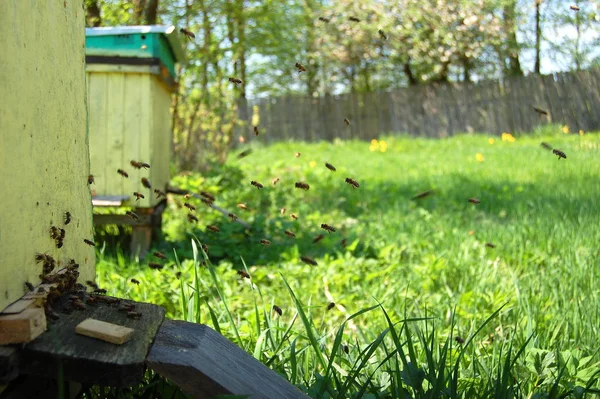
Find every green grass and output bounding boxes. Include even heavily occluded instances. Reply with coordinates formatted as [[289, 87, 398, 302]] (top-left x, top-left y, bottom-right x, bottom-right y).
[[95, 126, 600, 398]]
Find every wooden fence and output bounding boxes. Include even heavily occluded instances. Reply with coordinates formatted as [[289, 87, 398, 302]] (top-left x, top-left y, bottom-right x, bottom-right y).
[[237, 68, 600, 142]]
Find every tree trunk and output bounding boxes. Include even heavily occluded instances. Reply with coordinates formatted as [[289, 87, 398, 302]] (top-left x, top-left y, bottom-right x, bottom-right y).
[[133, 0, 146, 25], [534, 0, 542, 74], [503, 0, 523, 76], [404, 61, 417, 86], [144, 0, 159, 25], [235, 0, 247, 99], [86, 0, 102, 27]]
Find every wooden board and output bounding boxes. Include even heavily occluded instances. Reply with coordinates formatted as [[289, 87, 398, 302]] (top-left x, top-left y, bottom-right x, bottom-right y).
[[0, 308, 46, 345], [147, 320, 309, 399], [18, 295, 164, 387], [75, 318, 134, 345], [92, 195, 130, 207]]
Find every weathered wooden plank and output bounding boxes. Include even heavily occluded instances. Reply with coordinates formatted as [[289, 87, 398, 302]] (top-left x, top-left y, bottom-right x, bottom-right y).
[[75, 318, 135, 345], [0, 307, 46, 345], [147, 320, 309, 399]]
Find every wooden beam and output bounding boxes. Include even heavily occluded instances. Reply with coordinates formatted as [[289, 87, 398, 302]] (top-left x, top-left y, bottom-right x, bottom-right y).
[[146, 320, 309, 399], [92, 195, 130, 207], [0, 308, 46, 345]]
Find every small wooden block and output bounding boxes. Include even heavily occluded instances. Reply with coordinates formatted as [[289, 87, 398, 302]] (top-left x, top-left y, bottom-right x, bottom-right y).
[[1, 299, 35, 315], [75, 318, 134, 345], [0, 308, 46, 345]]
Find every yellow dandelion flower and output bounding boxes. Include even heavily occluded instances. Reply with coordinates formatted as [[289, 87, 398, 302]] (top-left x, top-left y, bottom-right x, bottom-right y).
[[379, 140, 387, 152], [369, 145, 378, 152], [309, 160, 317, 168], [476, 153, 484, 162], [371, 139, 378, 145], [501, 133, 516, 143], [488, 138, 495, 144], [562, 125, 570, 134], [579, 129, 584, 136]]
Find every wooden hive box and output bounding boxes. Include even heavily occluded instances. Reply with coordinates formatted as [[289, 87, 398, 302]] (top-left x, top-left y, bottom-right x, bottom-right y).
[[0, 1, 95, 313], [85, 26, 185, 209]]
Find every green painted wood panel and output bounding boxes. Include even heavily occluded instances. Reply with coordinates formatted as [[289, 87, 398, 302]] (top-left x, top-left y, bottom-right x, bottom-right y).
[[0, 1, 95, 311]]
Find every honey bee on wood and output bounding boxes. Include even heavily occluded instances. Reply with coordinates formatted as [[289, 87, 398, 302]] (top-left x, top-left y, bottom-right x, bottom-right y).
[[553, 149, 567, 160], [344, 118, 351, 126], [570, 5, 580, 11], [273, 305, 283, 316], [251, 180, 264, 189], [325, 162, 336, 171], [237, 203, 249, 211], [295, 62, 307, 73], [119, 304, 136, 313], [348, 16, 360, 22], [284, 230, 296, 238], [485, 242, 496, 248], [280, 208, 286, 215], [50, 226, 61, 240], [238, 149, 252, 159], [312, 234, 325, 244], [295, 182, 310, 190], [228, 213, 238, 221], [64, 211, 72, 225], [117, 169, 129, 178], [260, 239, 271, 246], [294, 152, 301, 158], [291, 213, 298, 220], [133, 192, 145, 201], [130, 278, 140, 285], [345, 177, 359, 188], [184, 202, 196, 211], [86, 280, 99, 289], [126, 210, 139, 220], [149, 263, 164, 270], [327, 302, 335, 311], [71, 300, 86, 311], [318, 16, 330, 22], [180, 28, 195, 40], [88, 175, 95, 185], [237, 270, 251, 279], [25, 282, 35, 292], [378, 29, 387, 40], [154, 189, 166, 199], [187, 213, 199, 223], [207, 225, 220, 233], [93, 288, 107, 295], [468, 198, 481, 204], [254, 126, 259, 136], [229, 77, 243, 85], [411, 190, 434, 200], [200, 191, 215, 202], [141, 178, 152, 189], [153, 251, 167, 260], [540, 142, 553, 151], [127, 311, 143, 319], [84, 238, 96, 246], [321, 224, 336, 233], [86, 297, 98, 305], [533, 106, 548, 115], [272, 177, 280, 185]]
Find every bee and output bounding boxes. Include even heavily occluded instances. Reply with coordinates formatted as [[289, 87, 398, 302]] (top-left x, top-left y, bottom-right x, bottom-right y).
[[149, 263, 164, 270], [272, 177, 280, 185], [119, 304, 136, 313], [93, 288, 107, 295], [229, 77, 243, 85], [184, 202, 196, 211], [50, 226, 61, 240], [187, 213, 199, 223], [294, 152, 301, 158], [312, 234, 325, 244], [345, 177, 359, 188], [468, 230, 475, 236], [86, 297, 98, 305], [237, 203, 249, 211], [117, 169, 129, 178], [45, 307, 60, 321], [540, 142, 553, 151], [25, 282, 35, 291], [127, 311, 142, 319], [141, 178, 152, 189], [295, 62, 307, 73], [184, 193, 193, 200], [207, 225, 220, 233], [238, 149, 252, 159], [325, 162, 336, 171], [126, 210, 139, 220], [153, 251, 167, 260], [284, 230, 296, 238], [318, 16, 330, 23], [260, 239, 271, 246], [273, 305, 283, 316], [344, 118, 351, 126], [301, 256, 318, 266], [280, 208, 286, 215], [86, 280, 99, 289], [485, 242, 496, 248], [201, 243, 209, 254], [468, 198, 481, 204], [71, 300, 86, 311], [291, 213, 298, 220], [64, 211, 72, 225], [254, 126, 259, 136], [175, 271, 182, 279], [140, 162, 150, 169], [340, 238, 347, 248], [180, 28, 195, 40], [251, 180, 264, 189], [200, 191, 215, 201], [553, 149, 567, 160], [295, 182, 310, 190], [378, 29, 387, 40], [321, 224, 336, 233], [342, 344, 349, 354], [130, 160, 142, 169], [348, 16, 360, 22], [327, 302, 335, 311], [455, 336, 465, 345], [533, 106, 548, 115], [88, 174, 95, 185], [133, 192, 145, 201], [154, 189, 166, 198], [228, 213, 238, 221], [238, 270, 251, 279], [130, 278, 140, 285], [201, 198, 214, 207], [411, 190, 434, 200], [570, 5, 580, 11], [84, 238, 96, 246]]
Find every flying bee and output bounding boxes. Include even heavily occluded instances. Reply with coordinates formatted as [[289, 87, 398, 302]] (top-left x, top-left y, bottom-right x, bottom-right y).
[[117, 169, 129, 178], [88, 174, 95, 184], [201, 243, 209, 254], [570, 5, 580, 11], [284, 230, 296, 238], [540, 142, 553, 151], [345, 177, 359, 188], [260, 239, 271, 246], [295, 62, 307, 73], [201, 198, 214, 207], [130, 160, 142, 169], [312, 234, 325, 244], [553, 149, 567, 160], [184, 202, 196, 211], [126, 210, 139, 220], [237, 203, 249, 211], [154, 189, 166, 198], [485, 242, 496, 248], [273, 305, 283, 316], [237, 270, 251, 279], [141, 178, 152, 189], [411, 189, 434, 200], [200, 191, 215, 201], [25, 281, 35, 292], [153, 251, 167, 260], [280, 208, 286, 215], [127, 311, 142, 320], [533, 106, 548, 115], [133, 192, 145, 201], [180, 28, 195, 40], [130, 278, 140, 285], [228, 213, 238, 221], [238, 149, 252, 159], [272, 177, 280, 185], [291, 213, 298, 220], [187, 214, 198, 223], [64, 211, 72, 225], [455, 336, 465, 344], [294, 152, 301, 158], [175, 271, 182, 279], [342, 344, 350, 354], [318, 16, 330, 23], [348, 16, 360, 22], [327, 302, 335, 311], [251, 180, 264, 189], [468, 197, 481, 204], [378, 29, 387, 40], [340, 238, 347, 248], [229, 77, 243, 85], [325, 162, 336, 171], [321, 224, 336, 233], [207, 225, 220, 233], [344, 118, 351, 126], [84, 238, 96, 247], [295, 182, 310, 190], [254, 126, 259, 136], [149, 263, 164, 270]]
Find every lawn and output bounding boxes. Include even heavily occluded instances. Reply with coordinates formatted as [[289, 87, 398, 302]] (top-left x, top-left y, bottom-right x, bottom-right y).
[[95, 126, 600, 398]]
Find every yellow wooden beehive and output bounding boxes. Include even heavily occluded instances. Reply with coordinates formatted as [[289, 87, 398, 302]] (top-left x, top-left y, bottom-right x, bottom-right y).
[[85, 26, 185, 209], [0, 1, 95, 311]]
